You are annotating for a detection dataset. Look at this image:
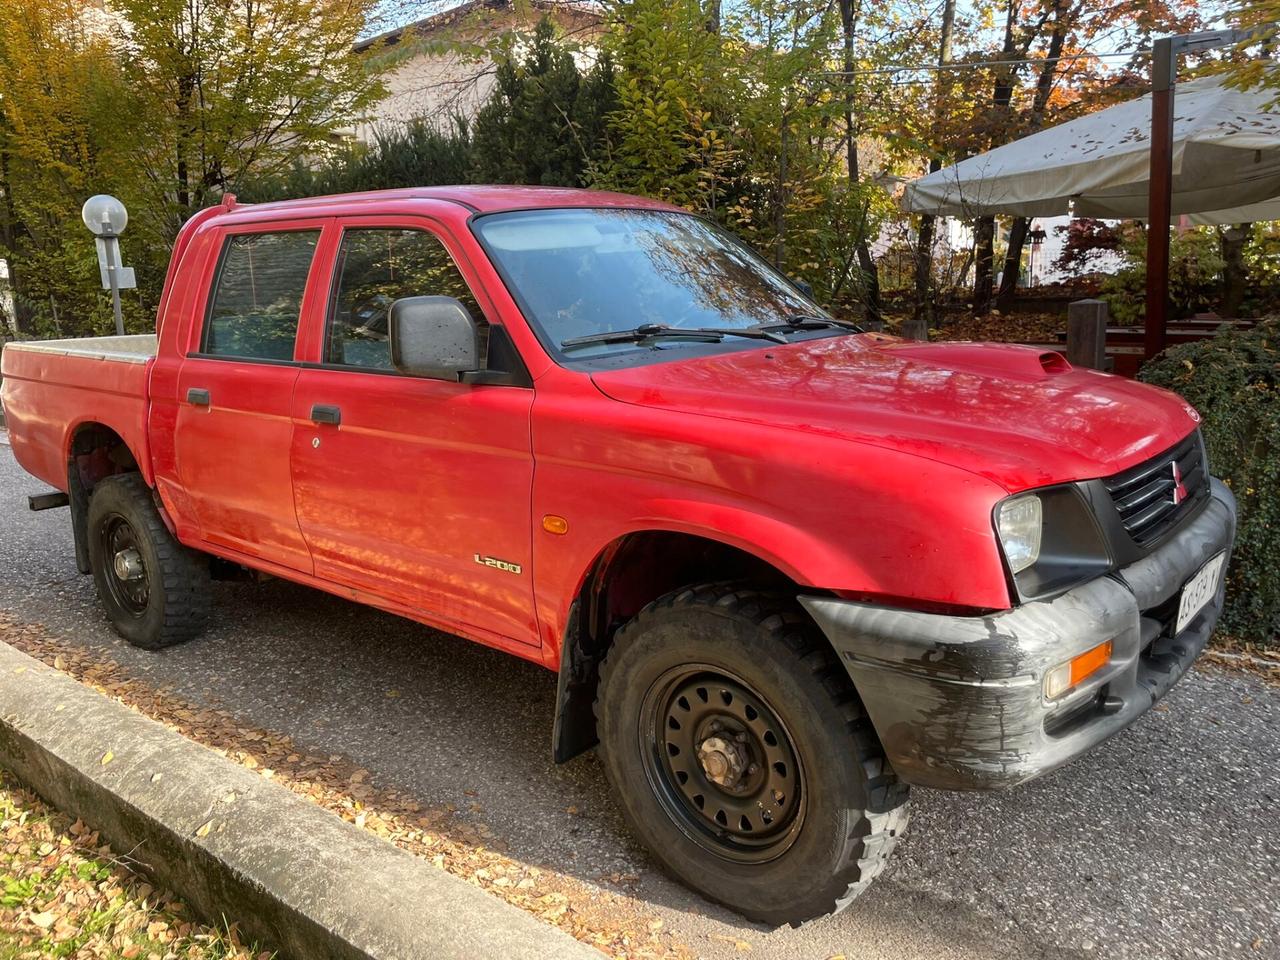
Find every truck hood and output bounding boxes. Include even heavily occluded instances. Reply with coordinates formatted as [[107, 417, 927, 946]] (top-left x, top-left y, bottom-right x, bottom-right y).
[[589, 334, 1200, 493]]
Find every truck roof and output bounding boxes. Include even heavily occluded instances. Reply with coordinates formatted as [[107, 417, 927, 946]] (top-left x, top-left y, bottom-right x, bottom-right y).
[[225, 185, 685, 216]]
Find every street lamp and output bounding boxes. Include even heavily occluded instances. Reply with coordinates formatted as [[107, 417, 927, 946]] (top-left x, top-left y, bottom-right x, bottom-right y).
[[1027, 225, 1047, 287], [81, 195, 136, 336]]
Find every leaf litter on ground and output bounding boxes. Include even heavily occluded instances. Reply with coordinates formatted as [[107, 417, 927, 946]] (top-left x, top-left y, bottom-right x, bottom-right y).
[[0, 769, 269, 960], [0, 615, 693, 959]]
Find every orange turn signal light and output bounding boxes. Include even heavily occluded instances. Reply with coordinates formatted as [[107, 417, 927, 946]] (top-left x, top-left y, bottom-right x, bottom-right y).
[[1044, 639, 1113, 700], [542, 515, 569, 535]]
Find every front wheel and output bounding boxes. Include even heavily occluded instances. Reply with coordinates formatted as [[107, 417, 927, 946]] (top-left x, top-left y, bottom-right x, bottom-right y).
[[86, 474, 210, 649], [595, 584, 909, 926]]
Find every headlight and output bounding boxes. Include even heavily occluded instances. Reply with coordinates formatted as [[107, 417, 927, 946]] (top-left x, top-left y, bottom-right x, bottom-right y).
[[996, 494, 1042, 574], [995, 485, 1114, 601]]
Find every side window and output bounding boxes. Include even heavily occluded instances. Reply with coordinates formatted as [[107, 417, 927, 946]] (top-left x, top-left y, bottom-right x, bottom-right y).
[[326, 228, 489, 370], [203, 231, 320, 360]]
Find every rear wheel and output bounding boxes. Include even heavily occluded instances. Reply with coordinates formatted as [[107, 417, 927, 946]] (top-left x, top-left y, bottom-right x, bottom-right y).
[[595, 584, 909, 926], [87, 474, 210, 649]]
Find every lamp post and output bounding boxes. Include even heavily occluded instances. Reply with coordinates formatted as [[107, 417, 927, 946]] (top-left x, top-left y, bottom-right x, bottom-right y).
[[81, 195, 135, 336], [1027, 225, 1047, 287]]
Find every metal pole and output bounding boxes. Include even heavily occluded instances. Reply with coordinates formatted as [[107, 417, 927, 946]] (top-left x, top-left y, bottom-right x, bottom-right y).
[[1144, 37, 1175, 361], [101, 231, 125, 336]]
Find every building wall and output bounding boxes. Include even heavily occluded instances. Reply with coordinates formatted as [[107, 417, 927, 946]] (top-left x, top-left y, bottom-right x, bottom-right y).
[[355, 3, 603, 144]]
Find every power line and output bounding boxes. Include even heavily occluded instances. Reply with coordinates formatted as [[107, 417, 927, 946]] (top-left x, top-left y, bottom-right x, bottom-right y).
[[816, 49, 1149, 77]]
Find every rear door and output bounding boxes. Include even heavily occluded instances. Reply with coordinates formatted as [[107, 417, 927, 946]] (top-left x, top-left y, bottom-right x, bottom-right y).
[[288, 216, 537, 644], [173, 221, 330, 572]]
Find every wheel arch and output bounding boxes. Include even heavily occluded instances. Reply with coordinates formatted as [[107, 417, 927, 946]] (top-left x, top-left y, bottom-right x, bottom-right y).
[[551, 528, 830, 764], [65, 420, 151, 574]]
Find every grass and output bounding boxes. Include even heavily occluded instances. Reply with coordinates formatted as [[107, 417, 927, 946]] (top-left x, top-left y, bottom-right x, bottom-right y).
[[0, 772, 269, 960]]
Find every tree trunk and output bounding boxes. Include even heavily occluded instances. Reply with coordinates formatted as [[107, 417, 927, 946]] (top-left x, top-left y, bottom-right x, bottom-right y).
[[703, 0, 720, 34], [1220, 224, 1250, 317], [973, 0, 1020, 314], [912, 0, 956, 326], [175, 71, 197, 211], [0, 137, 30, 337], [839, 0, 881, 324], [994, 216, 1029, 310], [775, 105, 788, 269], [993, 0, 1069, 313], [973, 218, 995, 313]]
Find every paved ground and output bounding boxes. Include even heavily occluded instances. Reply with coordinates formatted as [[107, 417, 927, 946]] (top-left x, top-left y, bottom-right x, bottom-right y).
[[0, 436, 1276, 960]]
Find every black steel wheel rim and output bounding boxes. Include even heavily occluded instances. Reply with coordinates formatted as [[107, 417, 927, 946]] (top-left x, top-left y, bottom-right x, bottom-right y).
[[99, 513, 149, 617], [639, 664, 805, 864]]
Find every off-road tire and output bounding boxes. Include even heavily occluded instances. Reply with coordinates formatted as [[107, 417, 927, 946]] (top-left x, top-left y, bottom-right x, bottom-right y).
[[87, 473, 210, 649], [595, 583, 909, 926]]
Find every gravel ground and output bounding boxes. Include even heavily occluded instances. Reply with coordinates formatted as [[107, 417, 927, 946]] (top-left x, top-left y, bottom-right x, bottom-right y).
[[0, 435, 1276, 960]]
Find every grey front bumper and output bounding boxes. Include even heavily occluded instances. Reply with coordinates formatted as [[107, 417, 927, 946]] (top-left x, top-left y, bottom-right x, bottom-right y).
[[800, 478, 1237, 791]]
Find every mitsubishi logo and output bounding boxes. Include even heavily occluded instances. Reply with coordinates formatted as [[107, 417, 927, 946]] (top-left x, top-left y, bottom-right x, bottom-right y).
[[1171, 461, 1188, 506]]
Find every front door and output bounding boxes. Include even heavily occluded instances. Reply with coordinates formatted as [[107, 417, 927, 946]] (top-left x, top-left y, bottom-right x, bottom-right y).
[[174, 223, 327, 573], [289, 221, 537, 644]]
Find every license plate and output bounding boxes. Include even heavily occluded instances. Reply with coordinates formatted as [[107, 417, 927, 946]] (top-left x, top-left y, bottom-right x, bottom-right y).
[[1175, 552, 1226, 636]]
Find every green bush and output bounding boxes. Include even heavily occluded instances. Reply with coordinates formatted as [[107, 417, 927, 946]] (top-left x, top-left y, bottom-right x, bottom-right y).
[[236, 116, 475, 203], [1102, 226, 1225, 325], [1139, 318, 1280, 646]]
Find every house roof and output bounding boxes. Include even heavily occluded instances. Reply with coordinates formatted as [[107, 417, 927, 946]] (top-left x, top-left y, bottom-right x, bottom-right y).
[[355, 0, 600, 53]]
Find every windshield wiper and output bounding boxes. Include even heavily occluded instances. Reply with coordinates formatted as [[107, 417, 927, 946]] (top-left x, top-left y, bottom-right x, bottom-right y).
[[754, 313, 863, 335], [560, 323, 787, 351]]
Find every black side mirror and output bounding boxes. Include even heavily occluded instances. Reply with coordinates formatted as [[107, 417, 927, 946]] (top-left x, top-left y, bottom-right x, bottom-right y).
[[791, 278, 815, 299], [389, 296, 480, 380]]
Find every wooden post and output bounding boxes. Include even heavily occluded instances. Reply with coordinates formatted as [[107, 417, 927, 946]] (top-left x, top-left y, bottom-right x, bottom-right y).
[[1067, 298, 1108, 370], [1145, 37, 1176, 362], [898, 317, 928, 341]]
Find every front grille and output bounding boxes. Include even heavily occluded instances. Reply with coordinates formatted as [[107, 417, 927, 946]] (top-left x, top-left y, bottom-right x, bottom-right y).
[[1102, 431, 1208, 548]]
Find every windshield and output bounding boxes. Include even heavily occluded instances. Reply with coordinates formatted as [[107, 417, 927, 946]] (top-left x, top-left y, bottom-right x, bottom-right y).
[[472, 208, 834, 363]]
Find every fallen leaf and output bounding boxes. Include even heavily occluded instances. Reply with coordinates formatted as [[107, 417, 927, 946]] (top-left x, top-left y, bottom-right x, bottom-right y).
[[194, 820, 213, 838], [101, 751, 114, 765]]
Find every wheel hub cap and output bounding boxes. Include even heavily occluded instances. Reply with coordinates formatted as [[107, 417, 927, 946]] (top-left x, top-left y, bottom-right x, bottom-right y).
[[113, 548, 145, 581], [640, 666, 805, 864], [697, 735, 748, 789]]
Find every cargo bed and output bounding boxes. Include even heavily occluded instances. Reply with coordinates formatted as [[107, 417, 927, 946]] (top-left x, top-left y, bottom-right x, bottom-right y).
[[0, 335, 157, 492]]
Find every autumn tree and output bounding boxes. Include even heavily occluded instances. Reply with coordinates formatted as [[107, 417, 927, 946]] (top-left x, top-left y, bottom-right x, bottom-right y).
[[0, 0, 136, 336], [947, 0, 1204, 315], [910, 0, 956, 328], [1225, 0, 1280, 99], [109, 0, 387, 242], [0, 0, 390, 336], [589, 0, 736, 210]]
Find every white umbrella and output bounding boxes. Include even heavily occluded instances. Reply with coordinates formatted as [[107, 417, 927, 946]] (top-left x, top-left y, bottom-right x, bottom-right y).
[[903, 74, 1280, 223]]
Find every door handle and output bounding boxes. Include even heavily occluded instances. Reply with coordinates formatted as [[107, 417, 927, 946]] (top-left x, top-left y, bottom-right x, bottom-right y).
[[187, 387, 211, 406], [310, 404, 341, 426]]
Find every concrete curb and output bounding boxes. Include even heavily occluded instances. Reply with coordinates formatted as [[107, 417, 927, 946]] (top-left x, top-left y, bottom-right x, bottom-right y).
[[0, 641, 600, 960]]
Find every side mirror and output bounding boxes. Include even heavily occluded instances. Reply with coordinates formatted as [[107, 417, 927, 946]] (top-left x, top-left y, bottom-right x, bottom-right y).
[[389, 296, 480, 380], [791, 278, 815, 300]]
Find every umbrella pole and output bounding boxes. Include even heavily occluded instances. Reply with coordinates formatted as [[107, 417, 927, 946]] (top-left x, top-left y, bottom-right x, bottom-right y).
[[1142, 26, 1269, 362], [1144, 37, 1175, 362]]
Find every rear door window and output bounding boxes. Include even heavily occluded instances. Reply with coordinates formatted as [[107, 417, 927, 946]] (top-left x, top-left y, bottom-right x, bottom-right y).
[[202, 231, 321, 360]]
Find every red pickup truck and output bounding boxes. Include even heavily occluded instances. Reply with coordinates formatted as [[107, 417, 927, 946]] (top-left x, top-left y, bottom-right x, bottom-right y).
[[1, 186, 1236, 924]]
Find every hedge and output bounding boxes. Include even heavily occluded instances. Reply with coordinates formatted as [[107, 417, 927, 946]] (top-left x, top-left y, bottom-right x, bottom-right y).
[[1139, 318, 1280, 646]]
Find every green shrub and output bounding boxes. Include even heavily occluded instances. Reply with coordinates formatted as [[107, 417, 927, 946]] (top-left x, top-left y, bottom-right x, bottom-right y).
[[1139, 318, 1280, 646], [1102, 226, 1225, 325]]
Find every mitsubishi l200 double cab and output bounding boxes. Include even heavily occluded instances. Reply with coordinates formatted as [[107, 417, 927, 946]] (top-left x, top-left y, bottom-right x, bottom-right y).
[[1, 186, 1236, 924]]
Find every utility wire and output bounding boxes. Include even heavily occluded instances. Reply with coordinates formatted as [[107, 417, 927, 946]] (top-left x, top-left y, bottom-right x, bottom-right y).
[[815, 49, 1150, 77]]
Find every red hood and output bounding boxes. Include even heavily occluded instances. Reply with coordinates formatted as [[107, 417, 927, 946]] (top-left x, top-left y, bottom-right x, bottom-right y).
[[589, 334, 1200, 493]]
